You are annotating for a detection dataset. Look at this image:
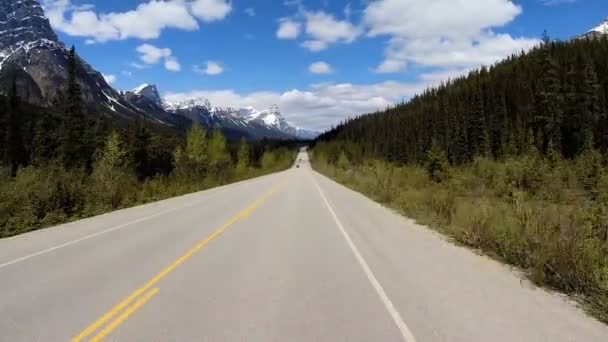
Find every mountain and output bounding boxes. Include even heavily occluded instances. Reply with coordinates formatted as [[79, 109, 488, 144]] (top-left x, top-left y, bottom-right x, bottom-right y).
[[0, 0, 317, 140], [162, 95, 296, 139], [580, 17, 608, 39], [163, 95, 320, 140], [0, 0, 185, 129]]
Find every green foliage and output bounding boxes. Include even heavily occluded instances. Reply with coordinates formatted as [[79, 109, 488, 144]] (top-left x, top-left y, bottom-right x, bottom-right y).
[[235, 138, 250, 175], [89, 132, 136, 210], [261, 150, 276, 170], [426, 141, 449, 183], [58, 46, 89, 168], [336, 150, 350, 169], [314, 37, 608, 164], [207, 129, 231, 179]]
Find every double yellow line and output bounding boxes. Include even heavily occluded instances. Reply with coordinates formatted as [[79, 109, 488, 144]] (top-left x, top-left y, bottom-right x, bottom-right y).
[[72, 182, 286, 342]]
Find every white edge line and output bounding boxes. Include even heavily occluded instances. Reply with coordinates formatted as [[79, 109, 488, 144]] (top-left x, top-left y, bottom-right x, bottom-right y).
[[0, 193, 221, 270], [311, 173, 418, 342], [0, 171, 285, 269]]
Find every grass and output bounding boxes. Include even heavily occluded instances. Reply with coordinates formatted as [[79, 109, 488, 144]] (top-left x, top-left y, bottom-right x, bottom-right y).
[[311, 152, 608, 323]]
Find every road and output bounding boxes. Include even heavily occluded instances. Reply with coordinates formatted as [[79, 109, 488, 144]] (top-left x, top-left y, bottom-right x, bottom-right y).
[[1, 151, 607, 342]]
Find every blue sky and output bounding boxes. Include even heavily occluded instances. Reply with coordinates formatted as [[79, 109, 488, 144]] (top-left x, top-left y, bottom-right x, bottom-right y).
[[42, 0, 608, 130]]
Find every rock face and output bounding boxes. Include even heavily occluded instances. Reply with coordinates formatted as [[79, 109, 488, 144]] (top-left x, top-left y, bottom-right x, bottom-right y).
[[0, 0, 185, 128], [0, 0, 58, 50]]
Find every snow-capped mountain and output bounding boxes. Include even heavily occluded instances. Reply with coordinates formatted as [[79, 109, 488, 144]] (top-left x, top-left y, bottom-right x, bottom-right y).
[[162, 96, 319, 139], [0, 0, 188, 128], [131, 84, 163, 106], [580, 18, 608, 39]]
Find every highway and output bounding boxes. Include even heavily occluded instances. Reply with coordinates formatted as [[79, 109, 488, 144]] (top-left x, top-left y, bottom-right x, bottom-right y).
[[1, 151, 607, 341]]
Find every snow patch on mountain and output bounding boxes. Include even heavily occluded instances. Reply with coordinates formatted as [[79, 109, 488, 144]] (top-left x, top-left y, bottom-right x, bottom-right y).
[[131, 84, 162, 106], [589, 18, 608, 34], [163, 96, 319, 139]]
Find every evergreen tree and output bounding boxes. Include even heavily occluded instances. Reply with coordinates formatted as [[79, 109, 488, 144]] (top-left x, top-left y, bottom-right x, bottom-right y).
[[235, 137, 250, 174], [58, 46, 88, 168], [174, 123, 208, 179], [126, 119, 152, 180], [3, 75, 27, 172], [426, 140, 449, 183], [207, 129, 230, 178]]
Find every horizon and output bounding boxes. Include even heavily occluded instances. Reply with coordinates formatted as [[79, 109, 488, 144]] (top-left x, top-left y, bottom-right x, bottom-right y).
[[43, 0, 608, 131]]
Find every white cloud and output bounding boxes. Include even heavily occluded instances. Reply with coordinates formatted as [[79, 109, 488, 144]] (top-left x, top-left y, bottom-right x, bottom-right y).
[[245, 8, 256, 17], [373, 59, 406, 73], [42, 0, 230, 43], [277, 18, 301, 39], [302, 11, 360, 52], [309, 61, 333, 74], [362, 0, 539, 73], [364, 0, 521, 39], [102, 73, 116, 84], [190, 0, 232, 22], [165, 57, 181, 72], [121, 70, 133, 77], [136, 44, 180, 72], [194, 61, 225, 75]]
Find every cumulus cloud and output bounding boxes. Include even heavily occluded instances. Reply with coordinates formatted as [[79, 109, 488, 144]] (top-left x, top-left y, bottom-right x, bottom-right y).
[[363, 0, 539, 72], [164, 57, 181, 72], [42, 0, 231, 43], [194, 61, 225, 75], [102, 73, 116, 84], [190, 0, 232, 22], [136, 44, 181, 72], [302, 11, 360, 52], [309, 61, 333, 74], [277, 18, 301, 39]]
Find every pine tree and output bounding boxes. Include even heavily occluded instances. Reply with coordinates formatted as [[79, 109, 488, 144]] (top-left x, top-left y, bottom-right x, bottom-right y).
[[3, 75, 27, 172], [58, 46, 88, 168], [127, 119, 152, 180], [235, 138, 250, 175], [207, 129, 230, 178], [534, 51, 563, 153], [426, 140, 449, 183], [174, 123, 208, 180]]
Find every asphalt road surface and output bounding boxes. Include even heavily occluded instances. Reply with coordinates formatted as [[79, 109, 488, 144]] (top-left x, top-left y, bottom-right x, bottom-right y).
[[1, 151, 607, 342]]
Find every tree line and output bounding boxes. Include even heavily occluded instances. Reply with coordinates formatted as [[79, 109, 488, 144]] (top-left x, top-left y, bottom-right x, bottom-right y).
[[315, 35, 608, 165], [0, 47, 298, 238]]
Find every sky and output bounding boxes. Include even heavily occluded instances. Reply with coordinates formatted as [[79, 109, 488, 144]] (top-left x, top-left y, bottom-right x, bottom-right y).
[[41, 0, 608, 131]]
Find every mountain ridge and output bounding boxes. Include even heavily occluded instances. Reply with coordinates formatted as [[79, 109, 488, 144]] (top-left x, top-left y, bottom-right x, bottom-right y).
[[0, 0, 318, 140]]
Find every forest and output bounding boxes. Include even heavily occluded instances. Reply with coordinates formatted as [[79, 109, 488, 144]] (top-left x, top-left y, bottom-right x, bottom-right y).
[[0, 48, 298, 239], [312, 36, 608, 322]]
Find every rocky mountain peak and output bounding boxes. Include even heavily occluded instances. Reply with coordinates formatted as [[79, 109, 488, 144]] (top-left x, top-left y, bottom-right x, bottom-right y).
[[0, 0, 58, 51], [132, 84, 162, 106]]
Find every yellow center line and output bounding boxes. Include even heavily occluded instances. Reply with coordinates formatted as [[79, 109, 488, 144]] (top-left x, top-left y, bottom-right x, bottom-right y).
[[90, 288, 160, 342], [72, 181, 287, 342]]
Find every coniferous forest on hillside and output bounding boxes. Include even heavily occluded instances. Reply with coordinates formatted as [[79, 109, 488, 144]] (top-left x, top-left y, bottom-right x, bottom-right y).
[[312, 36, 608, 321], [0, 47, 298, 239]]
